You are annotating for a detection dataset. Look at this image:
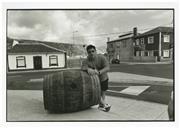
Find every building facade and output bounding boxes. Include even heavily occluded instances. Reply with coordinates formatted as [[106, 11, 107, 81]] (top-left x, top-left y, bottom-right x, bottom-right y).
[[8, 42, 67, 71], [107, 33, 135, 63], [134, 27, 173, 62]]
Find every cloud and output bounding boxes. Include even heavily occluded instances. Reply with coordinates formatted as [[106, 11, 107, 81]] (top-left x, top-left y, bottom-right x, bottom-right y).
[[7, 10, 173, 47], [8, 11, 53, 28], [8, 25, 33, 39], [150, 10, 173, 20]]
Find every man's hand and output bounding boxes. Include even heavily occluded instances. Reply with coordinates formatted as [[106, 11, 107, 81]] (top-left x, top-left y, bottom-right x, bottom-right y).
[[87, 68, 99, 75]]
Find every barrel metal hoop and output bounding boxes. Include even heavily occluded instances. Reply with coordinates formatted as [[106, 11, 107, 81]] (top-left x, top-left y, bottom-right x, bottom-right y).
[[93, 75, 101, 104]]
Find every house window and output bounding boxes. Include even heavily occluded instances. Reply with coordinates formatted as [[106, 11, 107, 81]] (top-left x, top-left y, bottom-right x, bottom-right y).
[[16, 56, 26, 68], [147, 51, 154, 56], [140, 38, 144, 45], [136, 51, 140, 56], [136, 39, 139, 45], [49, 55, 58, 66], [148, 36, 154, 44], [163, 50, 170, 57], [141, 51, 145, 56], [163, 35, 170, 43]]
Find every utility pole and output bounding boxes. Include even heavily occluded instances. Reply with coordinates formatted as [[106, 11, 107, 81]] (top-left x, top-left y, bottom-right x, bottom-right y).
[[71, 30, 78, 57]]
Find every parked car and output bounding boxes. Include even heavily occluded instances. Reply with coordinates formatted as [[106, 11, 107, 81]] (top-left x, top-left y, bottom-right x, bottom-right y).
[[111, 59, 120, 64]]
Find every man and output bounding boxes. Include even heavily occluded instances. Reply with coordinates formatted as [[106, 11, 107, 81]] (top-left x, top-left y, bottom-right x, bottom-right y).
[[81, 44, 111, 112]]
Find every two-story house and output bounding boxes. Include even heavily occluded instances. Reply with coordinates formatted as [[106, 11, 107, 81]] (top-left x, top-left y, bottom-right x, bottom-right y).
[[107, 28, 137, 63], [134, 26, 173, 62]]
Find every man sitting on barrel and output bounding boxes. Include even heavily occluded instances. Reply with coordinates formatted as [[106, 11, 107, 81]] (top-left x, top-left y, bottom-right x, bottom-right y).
[[81, 44, 111, 112]]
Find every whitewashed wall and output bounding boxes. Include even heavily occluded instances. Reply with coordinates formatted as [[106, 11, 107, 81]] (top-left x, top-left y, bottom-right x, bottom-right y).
[[8, 53, 66, 70]]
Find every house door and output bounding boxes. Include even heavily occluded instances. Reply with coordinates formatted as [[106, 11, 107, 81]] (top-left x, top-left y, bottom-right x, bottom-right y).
[[33, 56, 42, 70]]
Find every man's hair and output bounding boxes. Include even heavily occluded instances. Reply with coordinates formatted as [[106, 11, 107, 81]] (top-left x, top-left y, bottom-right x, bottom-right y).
[[86, 44, 96, 51]]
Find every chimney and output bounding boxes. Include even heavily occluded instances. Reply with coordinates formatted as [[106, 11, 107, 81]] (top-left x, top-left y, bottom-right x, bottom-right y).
[[133, 27, 137, 37], [12, 40, 19, 47], [107, 37, 110, 42]]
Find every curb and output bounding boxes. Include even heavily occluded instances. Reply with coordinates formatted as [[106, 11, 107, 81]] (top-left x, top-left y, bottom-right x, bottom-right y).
[[107, 82, 173, 105]]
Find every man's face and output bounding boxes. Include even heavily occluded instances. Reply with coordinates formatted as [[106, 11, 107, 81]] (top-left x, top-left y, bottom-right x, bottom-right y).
[[87, 48, 97, 59]]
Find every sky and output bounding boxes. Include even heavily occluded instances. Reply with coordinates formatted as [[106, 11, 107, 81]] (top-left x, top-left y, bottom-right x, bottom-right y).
[[8, 10, 173, 51]]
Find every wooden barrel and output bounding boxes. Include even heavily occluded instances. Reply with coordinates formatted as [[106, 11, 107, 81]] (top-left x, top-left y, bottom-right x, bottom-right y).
[[43, 69, 101, 113]]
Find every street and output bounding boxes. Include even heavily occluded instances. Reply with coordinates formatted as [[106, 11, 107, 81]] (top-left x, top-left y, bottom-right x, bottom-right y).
[[110, 63, 173, 79], [7, 63, 174, 104]]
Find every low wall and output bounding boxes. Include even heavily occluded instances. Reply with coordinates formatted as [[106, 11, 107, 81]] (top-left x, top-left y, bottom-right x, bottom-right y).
[[158, 57, 173, 62], [132, 56, 157, 62]]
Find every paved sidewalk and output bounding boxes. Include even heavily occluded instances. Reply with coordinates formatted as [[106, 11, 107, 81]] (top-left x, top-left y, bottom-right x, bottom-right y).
[[7, 90, 169, 121]]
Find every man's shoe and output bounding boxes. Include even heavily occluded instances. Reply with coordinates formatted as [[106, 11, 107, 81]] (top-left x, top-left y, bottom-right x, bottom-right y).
[[98, 105, 106, 111], [98, 104, 111, 112], [104, 104, 111, 112]]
